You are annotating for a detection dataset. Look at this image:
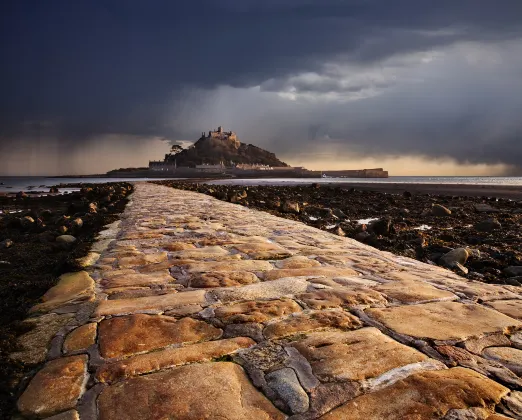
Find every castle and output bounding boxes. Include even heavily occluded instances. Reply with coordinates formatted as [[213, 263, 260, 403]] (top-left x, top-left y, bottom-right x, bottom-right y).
[[146, 125, 388, 178], [201, 126, 240, 148]]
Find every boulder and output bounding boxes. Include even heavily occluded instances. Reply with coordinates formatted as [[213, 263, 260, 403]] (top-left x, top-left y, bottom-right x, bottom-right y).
[[440, 248, 469, 267], [504, 266, 522, 278], [266, 368, 309, 414], [475, 218, 501, 232], [56, 235, 77, 244]]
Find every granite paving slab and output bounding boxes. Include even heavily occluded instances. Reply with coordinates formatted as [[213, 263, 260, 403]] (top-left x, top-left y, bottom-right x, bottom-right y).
[[12, 182, 522, 419]]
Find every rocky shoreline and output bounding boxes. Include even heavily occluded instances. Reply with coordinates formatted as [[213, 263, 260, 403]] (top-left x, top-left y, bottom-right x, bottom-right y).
[[0, 182, 132, 419], [155, 180, 522, 286]]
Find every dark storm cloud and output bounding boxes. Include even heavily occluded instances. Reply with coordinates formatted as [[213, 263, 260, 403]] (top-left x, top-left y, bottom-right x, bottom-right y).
[[1, 0, 522, 173]]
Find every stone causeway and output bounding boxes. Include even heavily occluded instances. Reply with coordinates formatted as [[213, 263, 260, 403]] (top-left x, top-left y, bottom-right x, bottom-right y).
[[12, 182, 522, 419]]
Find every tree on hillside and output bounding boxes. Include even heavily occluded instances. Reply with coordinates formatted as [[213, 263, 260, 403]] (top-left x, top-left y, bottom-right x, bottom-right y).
[[170, 144, 184, 155]]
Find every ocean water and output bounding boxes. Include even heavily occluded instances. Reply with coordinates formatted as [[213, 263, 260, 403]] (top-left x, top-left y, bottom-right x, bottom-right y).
[[2, 176, 522, 193], [0, 176, 172, 193]]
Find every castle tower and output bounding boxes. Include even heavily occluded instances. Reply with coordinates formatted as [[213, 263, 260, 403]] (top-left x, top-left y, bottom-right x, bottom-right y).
[[217, 126, 223, 133]]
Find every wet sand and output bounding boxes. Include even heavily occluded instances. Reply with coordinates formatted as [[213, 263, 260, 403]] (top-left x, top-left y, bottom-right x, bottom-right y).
[[321, 182, 522, 200]]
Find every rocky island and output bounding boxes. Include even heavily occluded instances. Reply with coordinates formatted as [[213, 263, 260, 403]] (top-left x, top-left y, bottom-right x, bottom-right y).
[[135, 126, 388, 178]]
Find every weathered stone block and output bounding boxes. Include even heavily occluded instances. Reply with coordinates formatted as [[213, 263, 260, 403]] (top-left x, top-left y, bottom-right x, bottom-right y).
[[97, 362, 285, 419], [17, 355, 88, 417], [99, 314, 221, 358], [367, 301, 522, 341], [63, 323, 97, 353]]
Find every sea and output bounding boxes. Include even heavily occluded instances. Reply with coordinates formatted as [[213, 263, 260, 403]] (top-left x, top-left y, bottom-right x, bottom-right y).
[[0, 176, 171, 194], [1, 176, 522, 193]]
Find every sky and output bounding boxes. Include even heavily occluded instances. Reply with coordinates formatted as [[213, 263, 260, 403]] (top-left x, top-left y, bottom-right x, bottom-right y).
[[1, 0, 522, 176]]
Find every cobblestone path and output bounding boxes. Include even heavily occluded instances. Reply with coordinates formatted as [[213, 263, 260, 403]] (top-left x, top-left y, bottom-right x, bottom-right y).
[[13, 182, 522, 419]]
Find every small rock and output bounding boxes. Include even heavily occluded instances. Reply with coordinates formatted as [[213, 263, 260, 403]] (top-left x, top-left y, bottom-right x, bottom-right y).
[[282, 201, 300, 214], [354, 231, 371, 243], [58, 225, 68, 234], [16, 191, 27, 198], [56, 235, 77, 244], [20, 216, 35, 229], [333, 226, 345, 237], [453, 262, 469, 275], [475, 218, 501, 232], [49, 186, 59, 193], [403, 191, 412, 198], [474, 203, 500, 213], [370, 218, 391, 236], [332, 208, 348, 219], [266, 368, 309, 414], [87, 202, 97, 213], [432, 204, 452, 216], [70, 218, 83, 229], [0, 239, 13, 248], [40, 209, 53, 220]]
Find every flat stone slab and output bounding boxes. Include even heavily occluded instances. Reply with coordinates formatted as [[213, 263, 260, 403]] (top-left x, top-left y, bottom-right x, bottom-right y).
[[214, 298, 302, 324], [483, 346, 522, 375], [63, 323, 97, 353], [232, 242, 293, 259], [30, 271, 94, 313], [367, 301, 522, 341], [10, 313, 74, 364], [169, 246, 230, 260], [211, 277, 309, 302], [263, 309, 362, 339], [181, 260, 274, 272], [188, 271, 259, 288], [263, 267, 358, 281], [102, 271, 173, 288], [320, 367, 509, 419], [96, 337, 255, 383], [275, 256, 322, 269], [117, 252, 168, 268], [95, 290, 207, 316], [99, 314, 221, 358], [298, 288, 387, 309], [375, 280, 457, 304], [97, 362, 285, 419], [487, 299, 522, 319], [17, 355, 88, 417], [288, 328, 428, 381]]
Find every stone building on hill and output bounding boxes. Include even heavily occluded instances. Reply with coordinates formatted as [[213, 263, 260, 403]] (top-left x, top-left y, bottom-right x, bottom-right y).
[[203, 126, 240, 148]]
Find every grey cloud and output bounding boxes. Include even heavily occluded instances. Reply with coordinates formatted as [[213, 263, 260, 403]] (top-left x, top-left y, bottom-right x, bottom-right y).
[[2, 1, 522, 173]]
